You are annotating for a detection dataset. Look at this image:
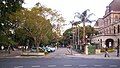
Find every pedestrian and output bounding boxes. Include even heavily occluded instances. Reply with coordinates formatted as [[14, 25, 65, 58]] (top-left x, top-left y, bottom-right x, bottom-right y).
[[104, 47, 110, 57], [117, 45, 119, 57], [67, 44, 71, 53]]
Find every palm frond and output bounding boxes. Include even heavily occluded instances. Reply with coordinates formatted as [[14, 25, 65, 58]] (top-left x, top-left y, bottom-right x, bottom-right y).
[[87, 13, 95, 18], [74, 12, 81, 19], [72, 21, 81, 25], [86, 19, 96, 23]]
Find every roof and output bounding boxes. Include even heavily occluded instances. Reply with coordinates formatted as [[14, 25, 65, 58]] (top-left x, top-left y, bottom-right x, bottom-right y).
[[94, 18, 104, 26], [109, 0, 120, 11]]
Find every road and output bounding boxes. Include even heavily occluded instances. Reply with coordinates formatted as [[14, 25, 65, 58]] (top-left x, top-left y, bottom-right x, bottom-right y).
[[0, 48, 120, 68]]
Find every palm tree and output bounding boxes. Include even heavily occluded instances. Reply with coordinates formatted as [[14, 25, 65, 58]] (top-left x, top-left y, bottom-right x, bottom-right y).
[[74, 9, 94, 54], [70, 21, 80, 49]]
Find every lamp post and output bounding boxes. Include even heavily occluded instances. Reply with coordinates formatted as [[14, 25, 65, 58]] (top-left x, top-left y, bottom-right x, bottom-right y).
[[85, 35, 88, 55], [69, 34, 73, 55], [117, 39, 119, 57], [86, 35, 88, 43], [77, 25, 80, 46]]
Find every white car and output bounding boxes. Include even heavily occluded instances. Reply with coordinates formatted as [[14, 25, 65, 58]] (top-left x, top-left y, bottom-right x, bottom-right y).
[[46, 46, 55, 52], [48, 47, 56, 52]]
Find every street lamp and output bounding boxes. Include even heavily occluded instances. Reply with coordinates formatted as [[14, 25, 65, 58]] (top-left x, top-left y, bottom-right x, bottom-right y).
[[1, 46, 4, 50], [117, 39, 119, 57], [86, 35, 88, 44]]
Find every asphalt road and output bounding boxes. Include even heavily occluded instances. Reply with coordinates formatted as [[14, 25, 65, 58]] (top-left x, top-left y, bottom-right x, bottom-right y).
[[0, 58, 120, 68], [0, 48, 120, 68]]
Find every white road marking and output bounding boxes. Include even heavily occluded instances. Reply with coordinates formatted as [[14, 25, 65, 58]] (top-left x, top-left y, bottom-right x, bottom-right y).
[[64, 65, 72, 67], [79, 65, 87, 67], [88, 67, 95, 68], [32, 65, 40, 68], [110, 65, 117, 67], [48, 65, 56, 67], [94, 65, 102, 67], [14, 66, 23, 68]]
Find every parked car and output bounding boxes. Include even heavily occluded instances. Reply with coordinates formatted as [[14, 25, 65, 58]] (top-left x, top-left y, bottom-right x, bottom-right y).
[[42, 46, 56, 53], [31, 47, 44, 52], [48, 47, 56, 52], [42, 46, 50, 52]]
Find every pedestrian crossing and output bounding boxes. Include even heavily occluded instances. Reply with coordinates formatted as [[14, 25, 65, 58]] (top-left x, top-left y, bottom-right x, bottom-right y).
[[13, 64, 120, 68]]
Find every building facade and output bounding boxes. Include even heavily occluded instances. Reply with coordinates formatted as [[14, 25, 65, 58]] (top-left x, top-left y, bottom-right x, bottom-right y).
[[92, 0, 120, 48]]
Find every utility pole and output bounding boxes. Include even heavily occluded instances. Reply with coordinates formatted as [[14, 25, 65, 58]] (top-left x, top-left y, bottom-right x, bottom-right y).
[[117, 39, 119, 57], [77, 25, 80, 49]]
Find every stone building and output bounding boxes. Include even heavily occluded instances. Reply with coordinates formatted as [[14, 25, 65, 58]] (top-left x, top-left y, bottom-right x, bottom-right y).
[[92, 0, 120, 48]]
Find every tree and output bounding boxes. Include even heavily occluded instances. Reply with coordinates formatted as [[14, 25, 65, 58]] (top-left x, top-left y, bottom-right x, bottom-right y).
[[74, 9, 94, 45], [0, 0, 24, 32], [63, 28, 73, 46], [10, 4, 64, 52], [0, 0, 24, 53], [10, 8, 52, 52], [63, 26, 97, 46]]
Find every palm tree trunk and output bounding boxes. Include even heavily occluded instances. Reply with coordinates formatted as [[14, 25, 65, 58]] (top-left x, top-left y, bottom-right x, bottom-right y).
[[83, 21, 86, 45], [78, 25, 80, 45], [83, 21, 87, 54]]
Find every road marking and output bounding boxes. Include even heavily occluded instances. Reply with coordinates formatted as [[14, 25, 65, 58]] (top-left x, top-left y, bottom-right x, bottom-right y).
[[48, 65, 56, 67], [32, 65, 40, 68], [64, 65, 72, 67], [94, 65, 102, 67], [14, 66, 23, 68], [110, 65, 117, 67], [89, 67, 95, 68], [79, 65, 87, 67]]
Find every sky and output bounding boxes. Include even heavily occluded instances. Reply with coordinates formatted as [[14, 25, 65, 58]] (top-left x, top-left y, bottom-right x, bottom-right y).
[[22, 0, 113, 33]]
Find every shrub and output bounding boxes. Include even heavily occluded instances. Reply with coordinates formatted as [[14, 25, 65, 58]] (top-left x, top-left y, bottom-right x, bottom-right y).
[[101, 48, 115, 52]]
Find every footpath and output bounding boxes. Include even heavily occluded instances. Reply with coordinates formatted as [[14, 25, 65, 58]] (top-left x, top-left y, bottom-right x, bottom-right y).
[[45, 48, 120, 59], [66, 48, 120, 59], [0, 50, 22, 58], [0, 48, 120, 59]]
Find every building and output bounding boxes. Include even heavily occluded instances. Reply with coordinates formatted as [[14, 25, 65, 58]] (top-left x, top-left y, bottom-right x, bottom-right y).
[[92, 0, 120, 49]]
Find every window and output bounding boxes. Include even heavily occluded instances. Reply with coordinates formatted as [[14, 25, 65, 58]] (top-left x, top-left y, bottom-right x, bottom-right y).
[[118, 39, 120, 47], [114, 26, 116, 34], [109, 28, 111, 34], [115, 15, 119, 21], [118, 25, 120, 33], [100, 39, 102, 48]]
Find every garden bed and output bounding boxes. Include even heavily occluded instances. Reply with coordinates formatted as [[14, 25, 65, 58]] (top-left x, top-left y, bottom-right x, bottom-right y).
[[21, 52, 45, 56]]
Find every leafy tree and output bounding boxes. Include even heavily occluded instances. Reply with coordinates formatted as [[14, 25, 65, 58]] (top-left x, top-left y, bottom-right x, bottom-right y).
[[0, 0, 24, 32], [34, 2, 65, 23], [10, 8, 52, 52], [10, 4, 64, 52], [63, 25, 97, 46], [63, 28, 73, 46], [0, 0, 24, 52]]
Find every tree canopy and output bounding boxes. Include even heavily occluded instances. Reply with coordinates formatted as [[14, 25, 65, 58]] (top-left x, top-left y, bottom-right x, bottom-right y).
[[63, 25, 98, 45], [9, 4, 65, 52], [0, 0, 24, 46]]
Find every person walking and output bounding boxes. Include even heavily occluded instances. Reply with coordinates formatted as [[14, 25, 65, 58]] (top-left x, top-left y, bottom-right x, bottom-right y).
[[117, 45, 119, 57], [104, 47, 110, 57]]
